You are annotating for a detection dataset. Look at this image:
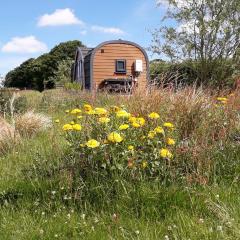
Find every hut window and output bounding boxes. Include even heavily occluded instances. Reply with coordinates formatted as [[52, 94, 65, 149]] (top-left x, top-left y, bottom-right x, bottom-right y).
[[115, 60, 126, 73]]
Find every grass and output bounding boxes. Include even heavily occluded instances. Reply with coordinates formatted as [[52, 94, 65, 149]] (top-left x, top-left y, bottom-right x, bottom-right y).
[[0, 87, 239, 239]]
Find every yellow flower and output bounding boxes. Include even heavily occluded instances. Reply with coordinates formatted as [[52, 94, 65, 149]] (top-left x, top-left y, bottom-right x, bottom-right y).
[[86, 139, 100, 148], [163, 122, 174, 130], [129, 116, 137, 123], [132, 117, 145, 128], [83, 104, 93, 112], [132, 122, 141, 128], [166, 138, 175, 145], [77, 116, 83, 119], [160, 148, 173, 159], [95, 107, 108, 115], [148, 131, 156, 139], [70, 108, 82, 114], [128, 145, 134, 151], [72, 124, 82, 131], [142, 160, 148, 169], [217, 97, 227, 102], [154, 126, 164, 134], [70, 121, 75, 125], [86, 109, 96, 115], [136, 117, 145, 126], [65, 110, 70, 113], [217, 97, 228, 105], [116, 110, 131, 118], [148, 112, 160, 119], [111, 106, 121, 112], [107, 132, 123, 143], [55, 119, 60, 123], [119, 124, 129, 130], [62, 124, 73, 131], [99, 117, 110, 124]]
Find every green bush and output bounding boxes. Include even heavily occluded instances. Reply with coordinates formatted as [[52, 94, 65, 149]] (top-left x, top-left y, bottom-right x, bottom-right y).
[[64, 82, 82, 90], [150, 59, 238, 89]]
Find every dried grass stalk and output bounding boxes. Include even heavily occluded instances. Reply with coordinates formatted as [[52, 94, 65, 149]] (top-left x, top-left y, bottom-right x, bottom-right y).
[[0, 117, 19, 154], [15, 111, 52, 137]]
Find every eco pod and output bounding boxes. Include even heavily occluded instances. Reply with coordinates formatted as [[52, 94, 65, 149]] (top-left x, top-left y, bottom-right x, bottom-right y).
[[72, 40, 149, 92]]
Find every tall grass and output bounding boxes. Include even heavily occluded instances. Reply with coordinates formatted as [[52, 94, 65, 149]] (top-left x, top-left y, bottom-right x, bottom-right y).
[[0, 87, 239, 239]]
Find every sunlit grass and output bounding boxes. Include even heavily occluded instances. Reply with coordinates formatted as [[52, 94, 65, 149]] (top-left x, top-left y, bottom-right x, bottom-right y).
[[0, 87, 239, 239]]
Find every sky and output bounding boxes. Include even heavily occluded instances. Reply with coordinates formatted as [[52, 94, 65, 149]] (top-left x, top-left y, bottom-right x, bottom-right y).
[[0, 0, 167, 76]]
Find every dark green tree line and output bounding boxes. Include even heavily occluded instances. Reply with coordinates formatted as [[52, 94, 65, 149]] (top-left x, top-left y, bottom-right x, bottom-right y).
[[4, 40, 85, 91]]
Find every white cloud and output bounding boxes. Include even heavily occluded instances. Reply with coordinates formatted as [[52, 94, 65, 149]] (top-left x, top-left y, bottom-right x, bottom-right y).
[[156, 0, 169, 7], [0, 56, 32, 75], [80, 30, 87, 36], [157, 0, 202, 8], [38, 8, 84, 27], [91, 25, 125, 35], [1, 36, 48, 54]]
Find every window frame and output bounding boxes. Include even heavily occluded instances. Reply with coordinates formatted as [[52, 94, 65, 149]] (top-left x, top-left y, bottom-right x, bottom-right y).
[[115, 59, 127, 74]]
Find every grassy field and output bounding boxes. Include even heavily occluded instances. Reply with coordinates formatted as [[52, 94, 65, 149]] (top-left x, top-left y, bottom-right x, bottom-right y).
[[0, 88, 240, 240]]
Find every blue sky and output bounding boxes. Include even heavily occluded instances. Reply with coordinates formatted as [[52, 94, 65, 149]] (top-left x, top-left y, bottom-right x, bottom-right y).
[[0, 0, 166, 75]]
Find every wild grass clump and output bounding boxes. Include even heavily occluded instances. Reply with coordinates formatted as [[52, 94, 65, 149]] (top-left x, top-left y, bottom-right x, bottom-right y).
[[15, 111, 52, 137], [0, 117, 19, 154]]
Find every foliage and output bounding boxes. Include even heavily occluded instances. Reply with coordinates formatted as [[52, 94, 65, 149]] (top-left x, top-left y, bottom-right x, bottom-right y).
[[47, 59, 73, 87], [152, 0, 240, 88], [150, 60, 197, 88], [64, 82, 82, 90], [4, 40, 85, 91]]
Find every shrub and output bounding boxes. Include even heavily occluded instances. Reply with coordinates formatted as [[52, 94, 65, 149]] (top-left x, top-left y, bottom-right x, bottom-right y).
[[64, 82, 82, 90], [15, 111, 52, 137]]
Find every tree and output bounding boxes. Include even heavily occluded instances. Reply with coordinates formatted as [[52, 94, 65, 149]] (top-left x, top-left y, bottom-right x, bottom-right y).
[[4, 40, 85, 91], [4, 58, 35, 89], [47, 59, 73, 87], [151, 0, 240, 88]]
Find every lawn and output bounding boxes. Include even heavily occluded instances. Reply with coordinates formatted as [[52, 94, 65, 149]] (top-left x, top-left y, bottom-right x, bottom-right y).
[[0, 88, 239, 240]]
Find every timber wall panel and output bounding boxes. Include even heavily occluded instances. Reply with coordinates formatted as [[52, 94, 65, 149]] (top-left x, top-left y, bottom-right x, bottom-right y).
[[92, 43, 147, 89]]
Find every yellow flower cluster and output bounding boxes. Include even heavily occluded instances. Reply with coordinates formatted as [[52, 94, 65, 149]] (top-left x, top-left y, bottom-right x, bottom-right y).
[[131, 117, 145, 128], [62, 123, 82, 131], [59, 104, 176, 166], [148, 112, 160, 119], [99, 117, 110, 124], [86, 139, 100, 148], [107, 132, 123, 143], [119, 124, 129, 130], [116, 110, 131, 118], [160, 148, 173, 159], [95, 107, 108, 115]]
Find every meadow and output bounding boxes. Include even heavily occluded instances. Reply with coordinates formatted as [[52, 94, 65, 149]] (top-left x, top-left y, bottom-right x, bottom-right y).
[[0, 87, 240, 240]]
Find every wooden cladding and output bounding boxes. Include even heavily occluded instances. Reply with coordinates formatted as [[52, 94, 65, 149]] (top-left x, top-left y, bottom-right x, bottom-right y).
[[92, 43, 148, 90]]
